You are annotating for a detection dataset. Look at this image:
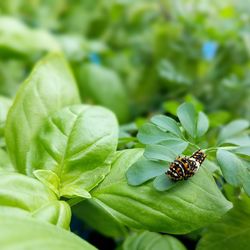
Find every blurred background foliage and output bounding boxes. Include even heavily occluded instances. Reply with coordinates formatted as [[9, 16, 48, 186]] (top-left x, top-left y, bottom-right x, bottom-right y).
[[1, 1, 250, 249], [1, 0, 250, 124]]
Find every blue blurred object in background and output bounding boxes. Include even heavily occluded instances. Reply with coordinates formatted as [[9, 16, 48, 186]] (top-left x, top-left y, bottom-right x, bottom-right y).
[[89, 53, 101, 64], [202, 41, 218, 61]]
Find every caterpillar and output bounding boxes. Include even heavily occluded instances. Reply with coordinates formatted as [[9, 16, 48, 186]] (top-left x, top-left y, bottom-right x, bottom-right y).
[[166, 149, 206, 181]]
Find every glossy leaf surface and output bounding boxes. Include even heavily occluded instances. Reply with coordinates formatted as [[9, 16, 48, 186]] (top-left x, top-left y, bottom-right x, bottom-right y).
[[5, 53, 80, 173], [92, 149, 232, 234]]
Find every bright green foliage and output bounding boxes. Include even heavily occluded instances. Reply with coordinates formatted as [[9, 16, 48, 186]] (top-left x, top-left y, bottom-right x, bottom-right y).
[[122, 231, 187, 250], [0, 2, 250, 247]]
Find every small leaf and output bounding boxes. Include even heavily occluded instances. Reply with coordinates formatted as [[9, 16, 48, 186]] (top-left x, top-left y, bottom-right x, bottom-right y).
[[217, 150, 242, 186], [217, 150, 250, 195], [144, 145, 177, 162], [122, 231, 187, 250], [126, 157, 167, 186], [177, 103, 196, 137], [159, 139, 189, 155], [34, 170, 60, 197], [138, 123, 178, 144], [151, 115, 182, 137], [60, 184, 91, 199], [232, 146, 250, 156], [224, 135, 250, 146], [153, 174, 178, 191], [218, 119, 249, 145], [197, 112, 209, 137]]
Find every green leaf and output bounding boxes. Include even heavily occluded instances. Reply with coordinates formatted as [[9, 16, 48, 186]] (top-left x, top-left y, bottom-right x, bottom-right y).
[[197, 111, 209, 137], [5, 53, 81, 173], [224, 135, 250, 146], [216, 150, 241, 186], [197, 194, 250, 250], [144, 145, 177, 162], [92, 149, 232, 234], [27, 105, 118, 198], [177, 103, 196, 137], [0, 17, 60, 55], [126, 157, 167, 186], [151, 115, 182, 137], [73, 199, 128, 238], [76, 63, 129, 123], [153, 174, 179, 191], [122, 231, 187, 250], [159, 139, 189, 155], [33, 170, 61, 197], [0, 215, 96, 250], [232, 146, 250, 156], [0, 172, 71, 228], [218, 119, 249, 145], [217, 150, 250, 195], [177, 103, 209, 138], [0, 96, 12, 136], [138, 123, 179, 144]]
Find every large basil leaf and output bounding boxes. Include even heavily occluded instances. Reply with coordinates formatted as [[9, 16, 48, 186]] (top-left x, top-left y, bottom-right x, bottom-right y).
[[91, 149, 232, 234], [5, 53, 80, 173], [0, 17, 60, 55], [0, 172, 71, 229], [197, 193, 250, 250], [122, 231, 187, 250], [76, 63, 129, 123], [27, 105, 118, 198], [0, 214, 96, 250], [73, 199, 128, 238]]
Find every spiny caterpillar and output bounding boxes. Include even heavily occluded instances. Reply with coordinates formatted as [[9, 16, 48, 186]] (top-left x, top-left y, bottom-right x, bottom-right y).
[[166, 149, 206, 181]]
